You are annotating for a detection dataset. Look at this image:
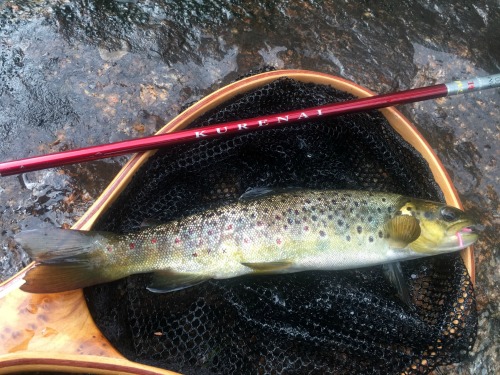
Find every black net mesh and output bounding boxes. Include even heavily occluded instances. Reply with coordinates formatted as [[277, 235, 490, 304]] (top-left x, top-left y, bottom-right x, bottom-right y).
[[85, 75, 477, 374]]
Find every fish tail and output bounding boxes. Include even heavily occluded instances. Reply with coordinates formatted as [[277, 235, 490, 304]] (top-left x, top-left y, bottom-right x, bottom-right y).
[[15, 228, 113, 293]]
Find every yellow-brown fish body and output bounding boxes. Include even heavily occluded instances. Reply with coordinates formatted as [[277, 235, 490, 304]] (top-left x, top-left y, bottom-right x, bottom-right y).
[[15, 189, 477, 293]]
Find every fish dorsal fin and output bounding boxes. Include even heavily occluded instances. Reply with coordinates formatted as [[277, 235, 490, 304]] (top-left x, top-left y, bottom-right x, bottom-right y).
[[384, 215, 421, 249], [147, 271, 210, 293], [238, 187, 276, 201], [241, 261, 293, 272], [140, 218, 163, 228]]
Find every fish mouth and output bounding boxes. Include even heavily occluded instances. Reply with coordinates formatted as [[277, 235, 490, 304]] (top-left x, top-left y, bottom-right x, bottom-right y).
[[438, 226, 478, 252]]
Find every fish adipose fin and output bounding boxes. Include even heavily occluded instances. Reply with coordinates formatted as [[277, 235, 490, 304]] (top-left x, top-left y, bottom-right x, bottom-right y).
[[15, 228, 111, 293], [384, 216, 421, 249], [147, 271, 210, 293], [241, 261, 293, 272]]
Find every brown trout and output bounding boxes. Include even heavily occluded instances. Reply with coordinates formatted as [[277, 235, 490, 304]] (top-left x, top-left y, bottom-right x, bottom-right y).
[[15, 189, 477, 294]]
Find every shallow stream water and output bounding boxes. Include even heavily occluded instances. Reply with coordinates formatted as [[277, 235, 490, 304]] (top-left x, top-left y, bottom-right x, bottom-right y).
[[0, 1, 498, 373]]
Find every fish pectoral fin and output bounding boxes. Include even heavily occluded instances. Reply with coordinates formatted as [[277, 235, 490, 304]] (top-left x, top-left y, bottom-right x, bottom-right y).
[[241, 261, 293, 273], [384, 215, 421, 249], [147, 271, 210, 293], [382, 262, 414, 309]]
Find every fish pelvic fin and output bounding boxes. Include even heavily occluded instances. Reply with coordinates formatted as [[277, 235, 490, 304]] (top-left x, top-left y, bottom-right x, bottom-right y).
[[384, 216, 421, 249], [147, 271, 210, 293], [15, 228, 117, 293], [241, 261, 293, 273]]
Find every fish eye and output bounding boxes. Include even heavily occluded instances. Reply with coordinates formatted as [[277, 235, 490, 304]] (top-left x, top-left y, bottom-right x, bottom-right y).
[[440, 207, 458, 222]]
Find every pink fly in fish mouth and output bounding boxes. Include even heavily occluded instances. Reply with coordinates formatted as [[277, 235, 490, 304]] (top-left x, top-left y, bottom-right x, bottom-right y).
[[456, 227, 475, 249]]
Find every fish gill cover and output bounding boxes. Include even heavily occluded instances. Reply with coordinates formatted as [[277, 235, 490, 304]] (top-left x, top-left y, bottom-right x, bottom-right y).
[[86, 74, 477, 374]]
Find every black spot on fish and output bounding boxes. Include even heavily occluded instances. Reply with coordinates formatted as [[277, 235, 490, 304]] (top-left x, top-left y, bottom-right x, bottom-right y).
[[331, 199, 338, 205], [378, 230, 383, 238], [338, 219, 343, 226], [312, 215, 318, 221], [357, 226, 362, 234], [346, 235, 351, 241], [377, 207, 382, 213], [367, 216, 373, 222], [287, 218, 293, 225], [328, 214, 333, 220], [319, 230, 326, 237], [354, 201, 359, 207], [382, 197, 387, 202]]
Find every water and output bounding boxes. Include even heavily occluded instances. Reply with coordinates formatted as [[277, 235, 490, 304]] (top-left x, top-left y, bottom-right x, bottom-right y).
[[0, 1, 498, 373]]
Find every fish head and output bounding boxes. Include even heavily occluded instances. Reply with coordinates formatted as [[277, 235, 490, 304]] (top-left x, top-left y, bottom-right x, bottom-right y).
[[396, 199, 478, 254]]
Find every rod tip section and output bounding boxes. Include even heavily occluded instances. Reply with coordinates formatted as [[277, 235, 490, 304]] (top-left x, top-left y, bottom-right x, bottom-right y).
[[445, 74, 500, 95]]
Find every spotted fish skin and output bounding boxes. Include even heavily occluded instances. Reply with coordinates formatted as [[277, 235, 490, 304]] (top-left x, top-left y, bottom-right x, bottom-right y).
[[15, 190, 477, 293]]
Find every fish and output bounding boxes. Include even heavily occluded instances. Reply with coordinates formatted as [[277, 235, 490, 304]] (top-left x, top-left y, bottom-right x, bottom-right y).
[[14, 189, 478, 294]]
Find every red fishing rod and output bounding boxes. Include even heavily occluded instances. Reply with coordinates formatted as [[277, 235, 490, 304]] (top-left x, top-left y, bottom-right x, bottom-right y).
[[0, 74, 499, 177]]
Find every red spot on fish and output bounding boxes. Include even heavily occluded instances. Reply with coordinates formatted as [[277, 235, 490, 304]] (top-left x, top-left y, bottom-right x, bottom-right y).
[[226, 224, 233, 231], [276, 238, 282, 245], [303, 225, 309, 231], [174, 237, 181, 244], [192, 252, 198, 257], [257, 221, 263, 226], [198, 240, 203, 246], [208, 230, 213, 235], [151, 238, 157, 244], [106, 246, 112, 253], [244, 238, 250, 244], [275, 215, 281, 220], [129, 243, 135, 250]]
